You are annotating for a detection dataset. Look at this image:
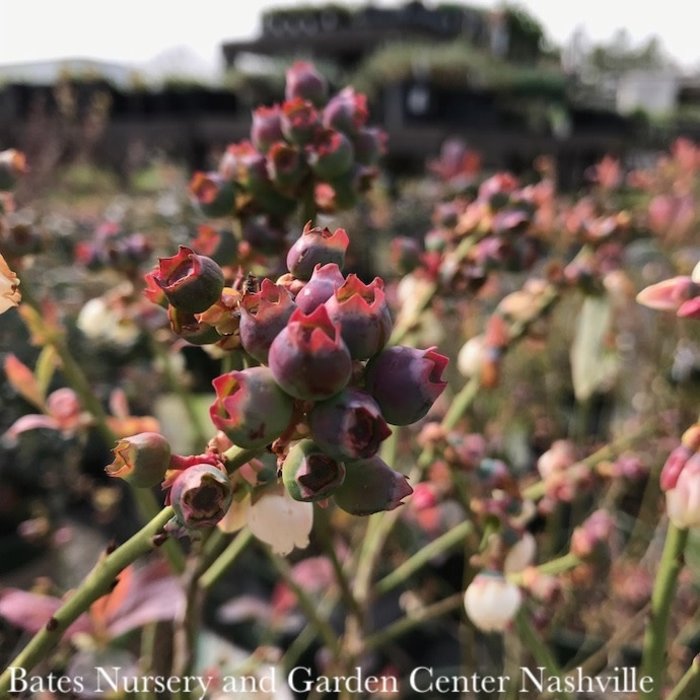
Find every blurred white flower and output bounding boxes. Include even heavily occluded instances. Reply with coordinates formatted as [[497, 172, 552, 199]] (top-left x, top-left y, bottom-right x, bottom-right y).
[[464, 571, 522, 633], [246, 486, 313, 555], [457, 335, 485, 378], [77, 296, 140, 348]]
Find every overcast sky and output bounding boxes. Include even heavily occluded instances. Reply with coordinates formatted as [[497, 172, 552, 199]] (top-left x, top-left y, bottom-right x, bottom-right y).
[[0, 0, 697, 74]]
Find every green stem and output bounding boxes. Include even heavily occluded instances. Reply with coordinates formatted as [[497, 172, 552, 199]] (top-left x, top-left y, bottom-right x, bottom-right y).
[[222, 445, 261, 472], [507, 552, 581, 586], [516, 609, 572, 700], [641, 523, 689, 700], [314, 507, 363, 622], [268, 551, 341, 655], [667, 655, 700, 700], [375, 520, 473, 596], [17, 282, 185, 572], [199, 528, 252, 590], [441, 375, 481, 431], [0, 507, 175, 695], [364, 593, 463, 651]]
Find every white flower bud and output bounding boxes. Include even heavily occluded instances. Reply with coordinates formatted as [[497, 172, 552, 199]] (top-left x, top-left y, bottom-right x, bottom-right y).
[[464, 571, 522, 633]]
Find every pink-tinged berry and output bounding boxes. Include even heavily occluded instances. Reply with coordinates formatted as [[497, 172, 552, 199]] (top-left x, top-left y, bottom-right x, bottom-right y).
[[210, 367, 294, 448], [333, 455, 413, 515], [239, 279, 296, 363], [189, 172, 235, 218], [251, 105, 284, 153], [152, 246, 224, 314], [285, 61, 328, 107], [295, 263, 345, 313], [666, 453, 700, 529], [266, 142, 308, 192], [322, 87, 368, 134], [281, 98, 320, 146], [325, 274, 392, 359], [308, 129, 354, 180], [105, 432, 171, 488], [365, 346, 448, 425], [170, 464, 233, 529], [309, 388, 391, 461], [286, 223, 350, 281], [268, 305, 352, 400], [282, 439, 346, 502], [353, 127, 387, 166], [660, 445, 692, 491]]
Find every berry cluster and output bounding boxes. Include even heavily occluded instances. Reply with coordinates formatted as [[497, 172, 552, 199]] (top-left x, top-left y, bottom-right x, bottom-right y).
[[189, 61, 385, 244], [119, 222, 449, 527]]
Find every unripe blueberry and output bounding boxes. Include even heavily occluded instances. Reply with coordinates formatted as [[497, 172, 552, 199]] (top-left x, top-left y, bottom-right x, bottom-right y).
[[242, 218, 287, 256], [285, 61, 328, 107], [322, 87, 368, 134], [105, 432, 171, 488], [210, 367, 294, 448], [281, 98, 320, 146], [251, 105, 284, 153], [324, 274, 392, 359], [295, 263, 345, 313], [365, 346, 448, 425], [309, 388, 391, 461], [239, 279, 296, 363], [152, 246, 224, 314], [308, 129, 354, 180], [282, 439, 346, 502], [333, 455, 413, 515], [266, 142, 308, 192], [665, 453, 700, 529], [168, 307, 221, 346], [189, 172, 235, 218], [268, 305, 352, 400], [353, 127, 387, 166], [170, 464, 233, 529], [286, 222, 349, 281]]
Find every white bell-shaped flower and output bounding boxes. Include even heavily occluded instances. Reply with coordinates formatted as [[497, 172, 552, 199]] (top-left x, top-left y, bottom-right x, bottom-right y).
[[464, 571, 522, 633]]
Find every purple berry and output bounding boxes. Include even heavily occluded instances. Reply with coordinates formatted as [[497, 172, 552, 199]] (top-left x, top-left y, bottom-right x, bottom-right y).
[[210, 367, 294, 448], [286, 222, 349, 281], [251, 105, 284, 153], [309, 388, 391, 461], [325, 274, 392, 359], [239, 279, 296, 363], [365, 346, 449, 425], [333, 455, 413, 515], [295, 263, 345, 313], [285, 61, 328, 107], [268, 305, 352, 401]]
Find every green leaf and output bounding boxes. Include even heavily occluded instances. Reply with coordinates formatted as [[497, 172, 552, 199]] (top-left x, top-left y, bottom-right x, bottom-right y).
[[570, 294, 618, 402]]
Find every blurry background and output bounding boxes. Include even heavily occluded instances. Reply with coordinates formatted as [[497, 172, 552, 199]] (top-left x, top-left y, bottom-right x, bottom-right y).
[[1, 0, 700, 184]]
